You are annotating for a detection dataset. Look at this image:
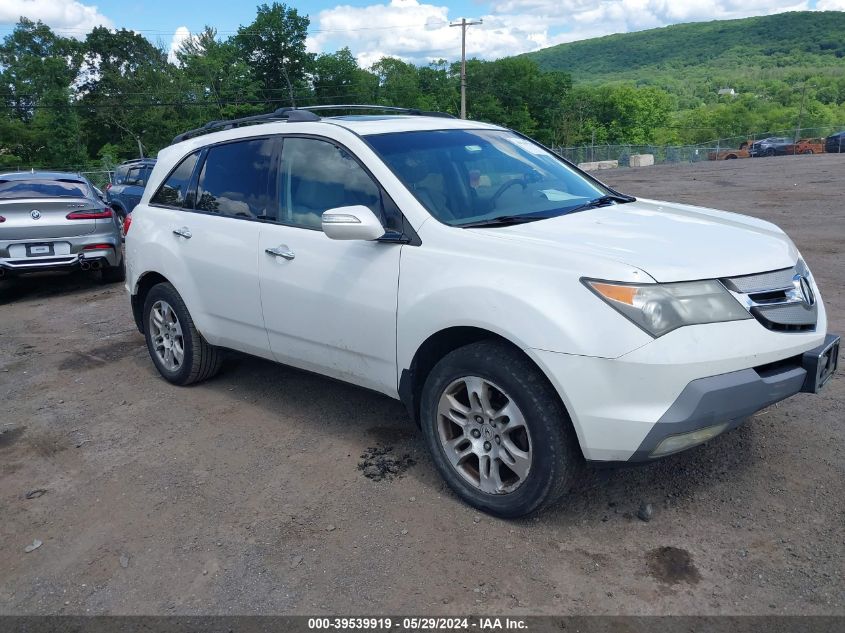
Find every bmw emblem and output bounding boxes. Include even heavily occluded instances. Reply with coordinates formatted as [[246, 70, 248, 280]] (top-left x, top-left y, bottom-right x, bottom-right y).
[[30, 209, 41, 220]]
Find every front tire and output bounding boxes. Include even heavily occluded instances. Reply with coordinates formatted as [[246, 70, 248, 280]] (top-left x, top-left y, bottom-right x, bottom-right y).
[[420, 341, 581, 518], [142, 282, 222, 385]]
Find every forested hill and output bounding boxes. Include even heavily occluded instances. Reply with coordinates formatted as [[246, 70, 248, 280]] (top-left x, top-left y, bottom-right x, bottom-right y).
[[524, 11, 845, 87]]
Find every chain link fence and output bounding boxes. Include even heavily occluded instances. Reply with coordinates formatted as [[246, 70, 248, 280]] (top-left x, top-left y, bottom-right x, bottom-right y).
[[80, 171, 115, 189], [553, 125, 845, 167]]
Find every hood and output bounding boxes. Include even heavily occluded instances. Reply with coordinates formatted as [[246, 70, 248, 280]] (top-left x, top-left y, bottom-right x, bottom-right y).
[[471, 198, 798, 282]]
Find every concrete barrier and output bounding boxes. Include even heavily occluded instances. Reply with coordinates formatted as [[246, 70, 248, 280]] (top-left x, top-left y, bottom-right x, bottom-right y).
[[577, 160, 618, 171], [629, 154, 655, 167]]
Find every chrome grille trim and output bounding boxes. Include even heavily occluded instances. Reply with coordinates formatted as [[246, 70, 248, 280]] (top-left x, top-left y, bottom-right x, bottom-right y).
[[723, 266, 796, 293], [721, 261, 817, 332]]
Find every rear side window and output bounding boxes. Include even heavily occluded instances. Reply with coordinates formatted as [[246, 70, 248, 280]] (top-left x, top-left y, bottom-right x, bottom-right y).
[[125, 167, 149, 187], [151, 152, 200, 208], [0, 179, 89, 199], [114, 166, 129, 185], [195, 139, 275, 219]]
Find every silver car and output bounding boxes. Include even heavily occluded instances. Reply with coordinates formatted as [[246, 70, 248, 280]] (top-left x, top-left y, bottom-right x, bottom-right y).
[[0, 171, 124, 282]]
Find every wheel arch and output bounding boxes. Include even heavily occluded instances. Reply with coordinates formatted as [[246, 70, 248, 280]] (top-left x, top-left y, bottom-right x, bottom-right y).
[[131, 271, 170, 334], [399, 326, 572, 434]]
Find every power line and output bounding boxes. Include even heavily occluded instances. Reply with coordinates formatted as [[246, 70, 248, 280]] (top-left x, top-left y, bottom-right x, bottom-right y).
[[0, 93, 372, 110], [0, 21, 450, 36]]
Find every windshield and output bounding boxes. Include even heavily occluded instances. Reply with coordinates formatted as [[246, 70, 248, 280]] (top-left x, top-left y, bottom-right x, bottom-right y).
[[366, 129, 609, 226], [0, 179, 90, 199]]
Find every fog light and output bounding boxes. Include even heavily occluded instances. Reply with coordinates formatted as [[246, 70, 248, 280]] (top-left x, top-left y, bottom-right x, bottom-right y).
[[650, 422, 730, 458]]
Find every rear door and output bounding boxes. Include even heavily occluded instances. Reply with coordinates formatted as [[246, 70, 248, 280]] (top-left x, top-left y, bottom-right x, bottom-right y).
[[146, 138, 277, 357], [121, 166, 147, 212], [258, 135, 402, 395]]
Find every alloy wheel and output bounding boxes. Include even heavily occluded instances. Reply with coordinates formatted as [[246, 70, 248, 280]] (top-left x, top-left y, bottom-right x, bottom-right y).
[[436, 376, 533, 494], [149, 299, 185, 371]]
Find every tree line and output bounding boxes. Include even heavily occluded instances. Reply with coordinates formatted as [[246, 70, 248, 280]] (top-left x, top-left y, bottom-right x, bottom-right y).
[[1, 3, 843, 171]]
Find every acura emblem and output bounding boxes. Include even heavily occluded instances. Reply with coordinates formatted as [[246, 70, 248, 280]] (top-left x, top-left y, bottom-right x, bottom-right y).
[[798, 276, 815, 306], [30, 209, 41, 220], [792, 274, 815, 307]]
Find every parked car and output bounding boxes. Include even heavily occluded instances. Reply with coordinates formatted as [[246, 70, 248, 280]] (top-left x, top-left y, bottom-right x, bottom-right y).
[[824, 131, 845, 153], [749, 137, 795, 157], [708, 140, 751, 160], [0, 171, 124, 281], [794, 138, 825, 154], [106, 158, 156, 222], [125, 106, 839, 517]]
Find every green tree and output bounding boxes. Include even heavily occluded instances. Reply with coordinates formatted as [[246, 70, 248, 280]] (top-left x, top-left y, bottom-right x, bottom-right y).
[[78, 27, 175, 159], [0, 18, 80, 121], [371, 57, 423, 107], [233, 3, 312, 106], [311, 48, 378, 105], [177, 26, 263, 119]]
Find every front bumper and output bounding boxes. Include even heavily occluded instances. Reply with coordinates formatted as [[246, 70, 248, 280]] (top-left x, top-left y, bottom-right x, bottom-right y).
[[530, 312, 833, 462], [627, 333, 839, 461]]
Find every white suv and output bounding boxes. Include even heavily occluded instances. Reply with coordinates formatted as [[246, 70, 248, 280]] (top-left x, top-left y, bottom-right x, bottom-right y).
[[126, 106, 839, 517]]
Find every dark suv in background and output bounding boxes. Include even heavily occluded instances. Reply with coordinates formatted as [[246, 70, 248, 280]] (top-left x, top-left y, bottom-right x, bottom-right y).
[[825, 131, 845, 153], [106, 158, 155, 222], [749, 137, 794, 157]]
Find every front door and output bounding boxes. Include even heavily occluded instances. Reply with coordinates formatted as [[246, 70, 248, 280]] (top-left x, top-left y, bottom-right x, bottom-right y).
[[258, 136, 402, 396]]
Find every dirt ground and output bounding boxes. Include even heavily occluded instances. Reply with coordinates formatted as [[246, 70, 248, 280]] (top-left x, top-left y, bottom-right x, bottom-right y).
[[1, 154, 843, 616]]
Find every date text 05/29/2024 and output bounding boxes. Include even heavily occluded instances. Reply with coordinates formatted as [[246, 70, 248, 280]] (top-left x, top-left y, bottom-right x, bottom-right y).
[[307, 617, 528, 630]]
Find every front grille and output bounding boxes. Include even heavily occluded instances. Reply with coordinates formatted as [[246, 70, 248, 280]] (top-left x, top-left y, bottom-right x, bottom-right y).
[[723, 267, 795, 293], [751, 304, 817, 332], [723, 263, 817, 333]]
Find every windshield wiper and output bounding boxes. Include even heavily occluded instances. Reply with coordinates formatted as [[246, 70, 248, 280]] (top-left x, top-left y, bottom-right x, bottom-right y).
[[566, 193, 635, 214], [456, 214, 551, 229]]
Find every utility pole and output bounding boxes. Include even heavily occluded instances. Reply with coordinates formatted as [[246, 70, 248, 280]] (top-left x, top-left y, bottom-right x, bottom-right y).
[[794, 82, 808, 154], [450, 17, 482, 119]]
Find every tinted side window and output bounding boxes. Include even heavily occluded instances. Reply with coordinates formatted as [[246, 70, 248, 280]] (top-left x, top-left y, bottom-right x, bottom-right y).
[[195, 139, 275, 219], [151, 152, 200, 208], [125, 167, 144, 186], [280, 138, 395, 230]]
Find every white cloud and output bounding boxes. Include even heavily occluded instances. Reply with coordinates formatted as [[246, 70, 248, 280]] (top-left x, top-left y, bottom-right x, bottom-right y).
[[307, 0, 568, 66], [168, 26, 191, 64], [307, 0, 822, 65], [816, 0, 845, 9], [0, 0, 112, 37]]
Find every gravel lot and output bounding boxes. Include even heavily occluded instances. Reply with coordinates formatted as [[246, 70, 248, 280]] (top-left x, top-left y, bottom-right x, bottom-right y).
[[1, 154, 843, 616]]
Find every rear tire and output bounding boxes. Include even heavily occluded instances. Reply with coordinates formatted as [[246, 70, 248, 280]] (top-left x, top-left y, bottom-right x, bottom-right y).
[[419, 340, 581, 518], [142, 282, 222, 385]]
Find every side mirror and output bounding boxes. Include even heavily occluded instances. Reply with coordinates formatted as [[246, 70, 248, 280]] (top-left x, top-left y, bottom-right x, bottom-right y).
[[322, 205, 385, 241]]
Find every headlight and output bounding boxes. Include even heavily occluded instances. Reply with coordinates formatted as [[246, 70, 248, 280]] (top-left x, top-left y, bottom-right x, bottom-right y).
[[583, 278, 752, 337]]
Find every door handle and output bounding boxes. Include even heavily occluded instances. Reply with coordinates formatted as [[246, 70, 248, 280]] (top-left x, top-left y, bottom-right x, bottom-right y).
[[265, 245, 295, 260], [172, 227, 192, 239]]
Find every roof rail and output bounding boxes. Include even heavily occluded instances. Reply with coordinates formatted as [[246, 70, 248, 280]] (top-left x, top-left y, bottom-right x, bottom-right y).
[[172, 107, 320, 144], [300, 104, 456, 118]]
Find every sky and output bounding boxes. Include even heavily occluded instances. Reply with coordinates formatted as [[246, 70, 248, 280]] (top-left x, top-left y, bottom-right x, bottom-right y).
[[1, 0, 845, 67]]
